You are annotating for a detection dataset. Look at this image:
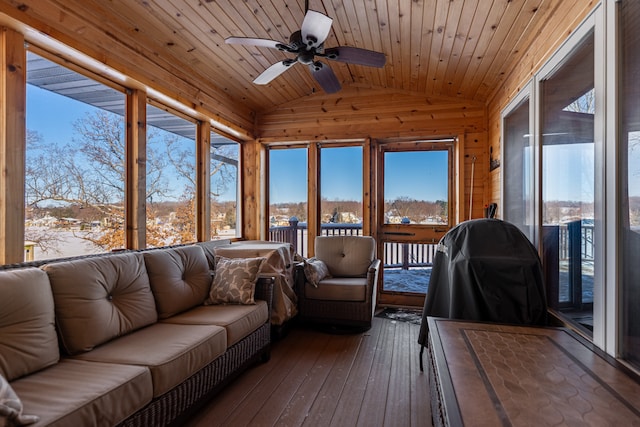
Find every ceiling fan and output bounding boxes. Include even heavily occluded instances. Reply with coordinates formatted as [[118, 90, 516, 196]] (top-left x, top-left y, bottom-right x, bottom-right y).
[[225, 2, 386, 94]]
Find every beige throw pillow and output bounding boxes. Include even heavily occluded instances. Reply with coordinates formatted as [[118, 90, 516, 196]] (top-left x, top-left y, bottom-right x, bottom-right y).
[[0, 374, 39, 426], [303, 258, 331, 287], [206, 256, 265, 305]]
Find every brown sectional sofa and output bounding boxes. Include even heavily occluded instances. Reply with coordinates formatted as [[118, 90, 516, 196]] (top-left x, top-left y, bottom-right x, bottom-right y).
[[0, 241, 273, 427]]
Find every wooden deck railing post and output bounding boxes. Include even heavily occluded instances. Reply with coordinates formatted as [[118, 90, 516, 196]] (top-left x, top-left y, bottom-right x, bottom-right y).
[[568, 220, 583, 310], [402, 243, 410, 270], [288, 217, 299, 255]]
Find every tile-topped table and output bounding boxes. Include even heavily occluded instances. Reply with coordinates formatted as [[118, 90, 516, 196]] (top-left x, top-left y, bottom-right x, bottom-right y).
[[426, 317, 640, 426]]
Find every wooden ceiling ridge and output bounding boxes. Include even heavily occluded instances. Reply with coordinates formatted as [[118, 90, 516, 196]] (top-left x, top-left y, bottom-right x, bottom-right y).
[[0, 0, 599, 138]]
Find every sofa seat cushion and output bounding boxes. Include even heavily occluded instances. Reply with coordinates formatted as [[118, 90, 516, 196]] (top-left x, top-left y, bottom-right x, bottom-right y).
[[0, 268, 59, 381], [73, 323, 226, 397], [163, 301, 268, 346], [42, 253, 157, 355], [11, 358, 151, 427], [304, 277, 367, 301], [143, 246, 212, 319]]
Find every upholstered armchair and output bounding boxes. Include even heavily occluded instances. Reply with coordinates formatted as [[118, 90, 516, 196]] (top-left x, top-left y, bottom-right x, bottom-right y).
[[295, 235, 380, 330]]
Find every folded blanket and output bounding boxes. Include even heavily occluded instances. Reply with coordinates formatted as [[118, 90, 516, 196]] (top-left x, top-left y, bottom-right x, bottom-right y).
[[0, 375, 39, 427]]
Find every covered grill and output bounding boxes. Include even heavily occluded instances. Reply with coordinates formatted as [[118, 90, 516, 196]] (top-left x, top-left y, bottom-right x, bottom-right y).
[[418, 219, 547, 352]]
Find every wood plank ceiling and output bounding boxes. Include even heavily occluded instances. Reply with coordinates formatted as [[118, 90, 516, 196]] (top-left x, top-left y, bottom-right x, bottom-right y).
[[4, 0, 570, 115]]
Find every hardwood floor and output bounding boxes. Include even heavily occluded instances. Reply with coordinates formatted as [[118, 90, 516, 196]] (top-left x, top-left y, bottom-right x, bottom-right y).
[[186, 317, 431, 427]]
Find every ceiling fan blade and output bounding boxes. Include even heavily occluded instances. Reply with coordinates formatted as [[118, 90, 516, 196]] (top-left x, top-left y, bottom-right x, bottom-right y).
[[324, 46, 386, 68], [309, 62, 341, 94], [225, 37, 289, 51], [254, 60, 296, 85], [301, 10, 333, 49]]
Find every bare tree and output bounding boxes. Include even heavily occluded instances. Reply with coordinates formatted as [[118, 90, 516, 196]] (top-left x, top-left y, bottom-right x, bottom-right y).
[[25, 109, 238, 254]]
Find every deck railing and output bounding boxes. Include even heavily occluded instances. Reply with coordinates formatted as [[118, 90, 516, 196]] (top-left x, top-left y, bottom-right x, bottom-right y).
[[269, 218, 437, 269], [270, 218, 597, 271], [559, 222, 594, 262], [269, 219, 363, 259]]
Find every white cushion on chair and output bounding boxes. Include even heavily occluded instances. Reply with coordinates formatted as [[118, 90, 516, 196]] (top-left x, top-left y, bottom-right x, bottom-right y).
[[314, 236, 375, 277]]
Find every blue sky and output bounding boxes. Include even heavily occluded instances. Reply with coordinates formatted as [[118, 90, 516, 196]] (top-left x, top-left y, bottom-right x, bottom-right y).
[[27, 85, 86, 144], [27, 84, 238, 202], [269, 146, 449, 204]]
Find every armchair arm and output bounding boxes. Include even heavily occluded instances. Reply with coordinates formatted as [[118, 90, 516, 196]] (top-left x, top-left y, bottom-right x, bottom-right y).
[[255, 276, 275, 321], [366, 258, 381, 304], [368, 258, 381, 276], [293, 262, 306, 297]]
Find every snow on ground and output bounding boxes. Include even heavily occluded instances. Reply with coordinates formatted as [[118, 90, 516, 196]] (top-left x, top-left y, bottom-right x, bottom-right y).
[[384, 268, 431, 293], [28, 230, 103, 261]]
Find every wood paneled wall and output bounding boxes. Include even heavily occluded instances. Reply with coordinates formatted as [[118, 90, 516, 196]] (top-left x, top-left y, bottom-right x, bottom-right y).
[[256, 87, 485, 141], [249, 87, 490, 239], [485, 1, 599, 212]]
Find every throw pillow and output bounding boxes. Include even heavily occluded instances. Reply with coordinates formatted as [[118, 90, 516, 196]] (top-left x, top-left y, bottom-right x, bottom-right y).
[[303, 258, 331, 287], [206, 256, 266, 305], [0, 374, 39, 426]]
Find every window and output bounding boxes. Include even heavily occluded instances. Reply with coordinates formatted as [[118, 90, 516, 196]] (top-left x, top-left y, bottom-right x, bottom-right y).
[[210, 133, 240, 239], [383, 149, 449, 226], [620, 0, 640, 370], [145, 104, 197, 246], [268, 148, 308, 254], [320, 146, 363, 235], [540, 30, 596, 335], [502, 91, 535, 242], [25, 52, 126, 260]]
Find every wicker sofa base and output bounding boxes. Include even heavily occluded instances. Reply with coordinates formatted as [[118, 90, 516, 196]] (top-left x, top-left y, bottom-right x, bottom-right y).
[[118, 322, 271, 427], [426, 338, 446, 427]]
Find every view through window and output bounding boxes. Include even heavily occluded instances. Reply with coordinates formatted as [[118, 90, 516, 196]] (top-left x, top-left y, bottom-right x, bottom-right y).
[[25, 52, 126, 260], [380, 146, 450, 297], [145, 104, 197, 246], [320, 146, 363, 236], [620, 0, 640, 370], [541, 31, 596, 335], [25, 51, 239, 260], [503, 96, 534, 241], [269, 148, 308, 254], [210, 133, 239, 239]]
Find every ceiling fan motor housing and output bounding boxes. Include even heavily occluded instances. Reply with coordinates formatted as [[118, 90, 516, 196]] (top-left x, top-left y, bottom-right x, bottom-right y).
[[225, 9, 385, 93]]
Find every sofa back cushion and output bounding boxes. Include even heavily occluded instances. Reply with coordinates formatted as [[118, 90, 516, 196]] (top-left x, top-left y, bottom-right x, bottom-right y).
[[314, 236, 376, 277], [43, 253, 157, 355], [0, 268, 59, 381], [195, 240, 232, 270], [143, 245, 212, 319]]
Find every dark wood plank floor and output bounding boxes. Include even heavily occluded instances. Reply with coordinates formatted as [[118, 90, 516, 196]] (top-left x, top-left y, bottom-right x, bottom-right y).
[[186, 317, 431, 427]]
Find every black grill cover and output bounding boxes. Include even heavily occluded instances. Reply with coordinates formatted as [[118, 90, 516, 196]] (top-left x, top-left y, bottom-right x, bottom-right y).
[[418, 219, 547, 347]]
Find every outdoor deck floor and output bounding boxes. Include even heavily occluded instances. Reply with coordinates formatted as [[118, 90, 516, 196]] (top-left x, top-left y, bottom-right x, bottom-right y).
[[186, 316, 430, 427]]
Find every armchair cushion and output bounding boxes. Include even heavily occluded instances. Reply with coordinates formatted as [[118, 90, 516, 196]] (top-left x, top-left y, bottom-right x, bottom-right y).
[[304, 277, 368, 301], [315, 236, 375, 277]]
